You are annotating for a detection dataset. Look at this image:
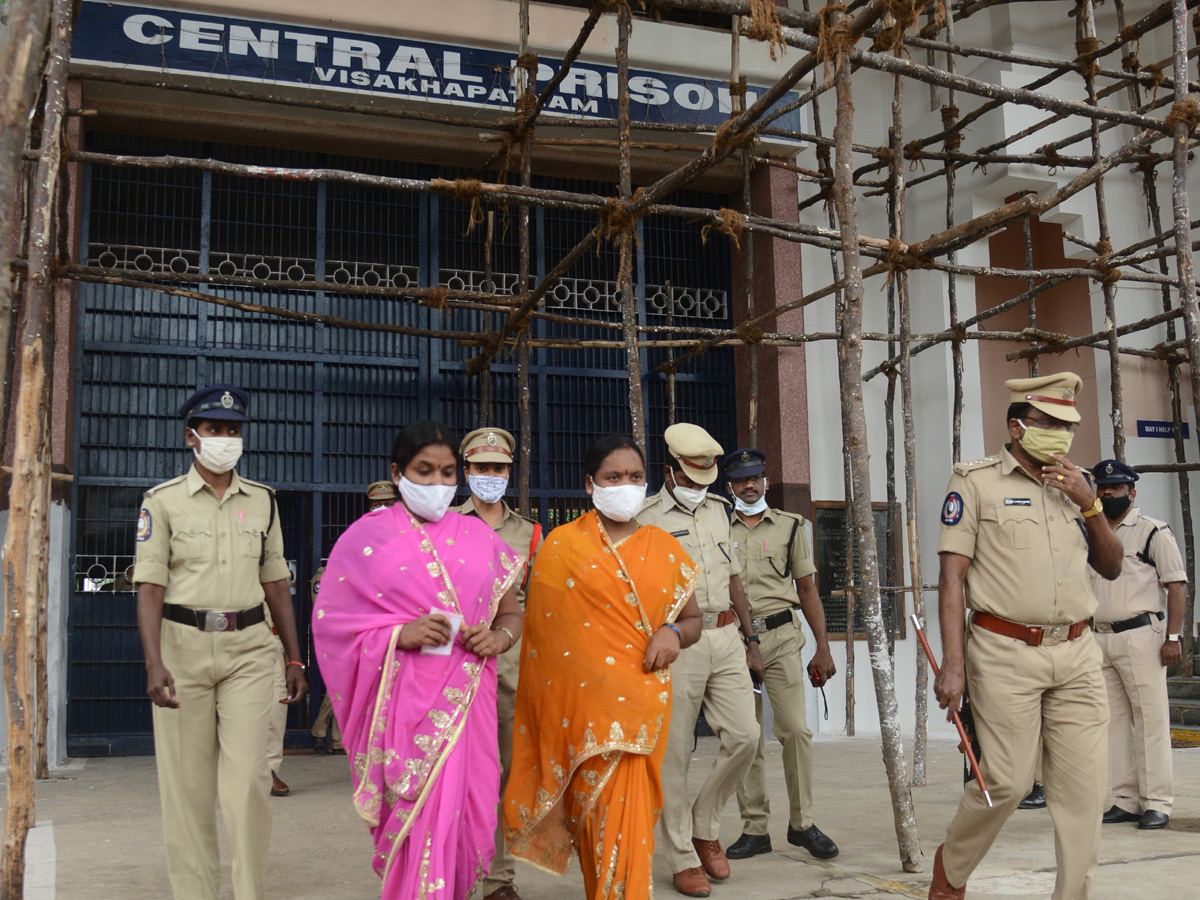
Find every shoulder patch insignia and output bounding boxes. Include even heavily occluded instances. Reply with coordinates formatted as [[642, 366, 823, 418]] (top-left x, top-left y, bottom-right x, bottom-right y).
[[941, 492, 964, 526], [136, 508, 152, 542], [952, 455, 1000, 477]]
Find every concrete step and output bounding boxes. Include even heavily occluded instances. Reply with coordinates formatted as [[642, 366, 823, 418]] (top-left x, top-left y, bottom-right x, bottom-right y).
[[1169, 697, 1200, 727], [1171, 726, 1200, 749], [1167, 676, 1200, 702]]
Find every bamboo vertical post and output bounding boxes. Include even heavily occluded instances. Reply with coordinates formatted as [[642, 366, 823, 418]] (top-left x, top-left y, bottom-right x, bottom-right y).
[[734, 17, 759, 447], [478, 211, 495, 429], [2, 0, 70, 889], [942, 4, 965, 464], [516, 0, 534, 519], [616, 3, 646, 450], [0, 0, 56, 461], [828, 6, 922, 870]]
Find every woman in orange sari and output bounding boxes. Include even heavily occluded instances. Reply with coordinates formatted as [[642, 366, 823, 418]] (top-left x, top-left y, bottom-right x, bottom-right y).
[[504, 435, 703, 900]]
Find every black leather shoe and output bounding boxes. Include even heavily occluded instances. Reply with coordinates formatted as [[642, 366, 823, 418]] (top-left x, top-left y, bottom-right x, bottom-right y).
[[1138, 810, 1169, 830], [1018, 783, 1046, 809], [787, 823, 839, 859], [312, 734, 331, 755], [726, 833, 772, 859], [1102, 805, 1140, 824]]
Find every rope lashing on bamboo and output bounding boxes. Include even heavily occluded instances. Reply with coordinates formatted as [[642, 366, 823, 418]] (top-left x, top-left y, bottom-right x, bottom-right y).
[[713, 118, 758, 153], [744, 0, 786, 61], [1165, 96, 1200, 137], [737, 322, 765, 344], [1040, 144, 1064, 175], [729, 81, 748, 99], [1075, 37, 1101, 80], [903, 139, 925, 170], [700, 208, 745, 249], [941, 106, 962, 153], [433, 177, 487, 230], [1093, 240, 1122, 286], [597, 188, 648, 242], [425, 287, 450, 310], [1121, 44, 1140, 75], [515, 53, 538, 76], [816, 3, 855, 72], [873, 0, 944, 55], [883, 237, 933, 286]]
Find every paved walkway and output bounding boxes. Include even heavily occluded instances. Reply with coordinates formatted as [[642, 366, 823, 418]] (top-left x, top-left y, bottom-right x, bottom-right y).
[[11, 735, 1200, 898]]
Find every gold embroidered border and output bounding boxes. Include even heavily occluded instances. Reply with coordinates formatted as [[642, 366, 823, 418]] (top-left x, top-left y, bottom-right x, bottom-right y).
[[666, 563, 701, 624], [352, 623, 403, 826]]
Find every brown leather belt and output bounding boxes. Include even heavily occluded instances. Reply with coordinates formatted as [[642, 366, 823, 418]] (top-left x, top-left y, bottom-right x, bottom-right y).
[[701, 608, 737, 630], [972, 610, 1089, 647], [163, 603, 266, 632]]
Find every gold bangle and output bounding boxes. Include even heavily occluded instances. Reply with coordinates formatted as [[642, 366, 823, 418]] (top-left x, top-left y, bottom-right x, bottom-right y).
[[497, 626, 516, 651]]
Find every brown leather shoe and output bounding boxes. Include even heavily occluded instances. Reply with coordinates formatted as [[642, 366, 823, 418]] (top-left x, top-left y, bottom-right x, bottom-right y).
[[928, 844, 965, 900], [270, 771, 290, 797], [672, 867, 711, 897], [482, 886, 522, 900], [691, 837, 730, 881]]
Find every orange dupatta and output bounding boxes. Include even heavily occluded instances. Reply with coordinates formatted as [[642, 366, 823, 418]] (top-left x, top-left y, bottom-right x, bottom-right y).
[[504, 511, 698, 885]]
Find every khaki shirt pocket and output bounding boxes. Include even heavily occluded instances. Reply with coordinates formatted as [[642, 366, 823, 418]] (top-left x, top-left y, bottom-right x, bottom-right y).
[[237, 518, 268, 559], [749, 543, 790, 580], [172, 516, 215, 560], [995, 505, 1042, 550]]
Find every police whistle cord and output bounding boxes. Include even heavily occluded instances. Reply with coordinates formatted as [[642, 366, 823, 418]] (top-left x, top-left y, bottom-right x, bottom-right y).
[[911, 614, 993, 808]]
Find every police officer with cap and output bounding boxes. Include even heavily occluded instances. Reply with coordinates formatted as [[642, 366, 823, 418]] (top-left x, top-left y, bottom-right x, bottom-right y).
[[1089, 459, 1186, 831], [637, 423, 761, 898], [722, 448, 839, 862], [134, 384, 307, 900], [928, 372, 1122, 900], [365, 479, 398, 511], [454, 427, 542, 900]]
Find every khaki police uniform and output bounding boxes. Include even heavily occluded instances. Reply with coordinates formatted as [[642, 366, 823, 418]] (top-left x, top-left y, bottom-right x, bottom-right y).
[[135, 464, 290, 900], [936, 445, 1108, 900], [730, 507, 819, 834], [637, 487, 758, 873], [307, 567, 344, 751], [264, 603, 288, 779], [456, 425, 542, 898], [1089, 508, 1185, 818]]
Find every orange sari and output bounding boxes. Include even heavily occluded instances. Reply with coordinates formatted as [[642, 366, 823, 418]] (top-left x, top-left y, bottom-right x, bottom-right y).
[[504, 511, 698, 900]]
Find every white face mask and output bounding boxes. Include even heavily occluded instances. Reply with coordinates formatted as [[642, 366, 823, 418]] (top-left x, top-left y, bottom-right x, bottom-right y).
[[732, 477, 769, 515], [669, 471, 708, 510], [398, 476, 458, 523], [590, 481, 647, 523], [468, 474, 508, 505], [190, 429, 243, 474]]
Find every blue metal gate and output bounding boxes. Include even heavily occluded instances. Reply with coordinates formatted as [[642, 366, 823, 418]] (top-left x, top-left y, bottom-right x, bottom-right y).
[[68, 133, 736, 755]]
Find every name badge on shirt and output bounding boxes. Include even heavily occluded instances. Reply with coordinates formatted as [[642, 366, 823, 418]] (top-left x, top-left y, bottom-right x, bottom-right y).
[[1004, 498, 1033, 506], [671, 529, 690, 538]]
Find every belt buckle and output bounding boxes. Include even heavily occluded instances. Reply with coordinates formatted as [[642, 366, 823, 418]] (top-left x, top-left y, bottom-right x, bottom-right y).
[[1094, 622, 1114, 634], [702, 612, 718, 629], [205, 610, 232, 632], [1041, 624, 1068, 646], [751, 617, 766, 635]]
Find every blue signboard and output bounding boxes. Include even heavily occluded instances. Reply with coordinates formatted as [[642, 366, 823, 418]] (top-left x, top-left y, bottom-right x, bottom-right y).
[[1136, 420, 1190, 439], [71, 1, 806, 139]]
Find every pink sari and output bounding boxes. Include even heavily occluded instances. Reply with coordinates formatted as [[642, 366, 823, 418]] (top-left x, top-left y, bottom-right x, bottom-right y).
[[312, 503, 525, 899]]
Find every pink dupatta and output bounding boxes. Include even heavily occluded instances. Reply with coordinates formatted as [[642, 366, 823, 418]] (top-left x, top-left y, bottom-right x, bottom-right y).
[[312, 503, 524, 899]]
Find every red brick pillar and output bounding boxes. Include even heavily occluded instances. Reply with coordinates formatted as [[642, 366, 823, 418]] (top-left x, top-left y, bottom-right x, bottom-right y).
[[730, 162, 811, 516]]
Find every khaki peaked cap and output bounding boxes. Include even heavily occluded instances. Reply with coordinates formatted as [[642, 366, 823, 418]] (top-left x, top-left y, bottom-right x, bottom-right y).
[[664, 422, 724, 485], [1005, 372, 1083, 424]]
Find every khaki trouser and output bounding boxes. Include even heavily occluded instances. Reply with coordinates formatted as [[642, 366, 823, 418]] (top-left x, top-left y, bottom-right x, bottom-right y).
[[310, 693, 342, 748], [482, 635, 521, 895], [153, 619, 277, 900], [1096, 620, 1173, 815], [736, 617, 814, 833], [941, 625, 1109, 900], [266, 637, 287, 775], [658, 623, 759, 873]]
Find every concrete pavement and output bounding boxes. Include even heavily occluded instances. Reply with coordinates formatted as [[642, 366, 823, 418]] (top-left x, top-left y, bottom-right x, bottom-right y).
[[11, 734, 1200, 899]]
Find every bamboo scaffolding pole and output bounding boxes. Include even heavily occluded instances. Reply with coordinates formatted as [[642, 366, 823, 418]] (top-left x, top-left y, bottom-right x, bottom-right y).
[[943, 2, 965, 464], [827, 6, 921, 870], [516, 0, 535, 519], [1117, 0, 1196, 676], [2, 0, 69, 892], [0, 0, 55, 464]]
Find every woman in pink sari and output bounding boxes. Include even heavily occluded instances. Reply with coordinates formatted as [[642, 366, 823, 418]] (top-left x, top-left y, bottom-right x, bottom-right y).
[[312, 421, 525, 899]]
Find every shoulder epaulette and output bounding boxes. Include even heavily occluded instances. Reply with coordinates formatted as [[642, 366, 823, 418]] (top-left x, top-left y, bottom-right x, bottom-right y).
[[775, 509, 806, 525], [707, 494, 731, 507], [638, 492, 660, 512], [952, 455, 1000, 477], [238, 477, 276, 494], [144, 474, 187, 496]]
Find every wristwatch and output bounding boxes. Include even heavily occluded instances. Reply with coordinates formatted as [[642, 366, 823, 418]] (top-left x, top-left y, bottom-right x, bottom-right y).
[[743, 633, 760, 646], [1166, 634, 1181, 642], [1080, 497, 1103, 518]]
